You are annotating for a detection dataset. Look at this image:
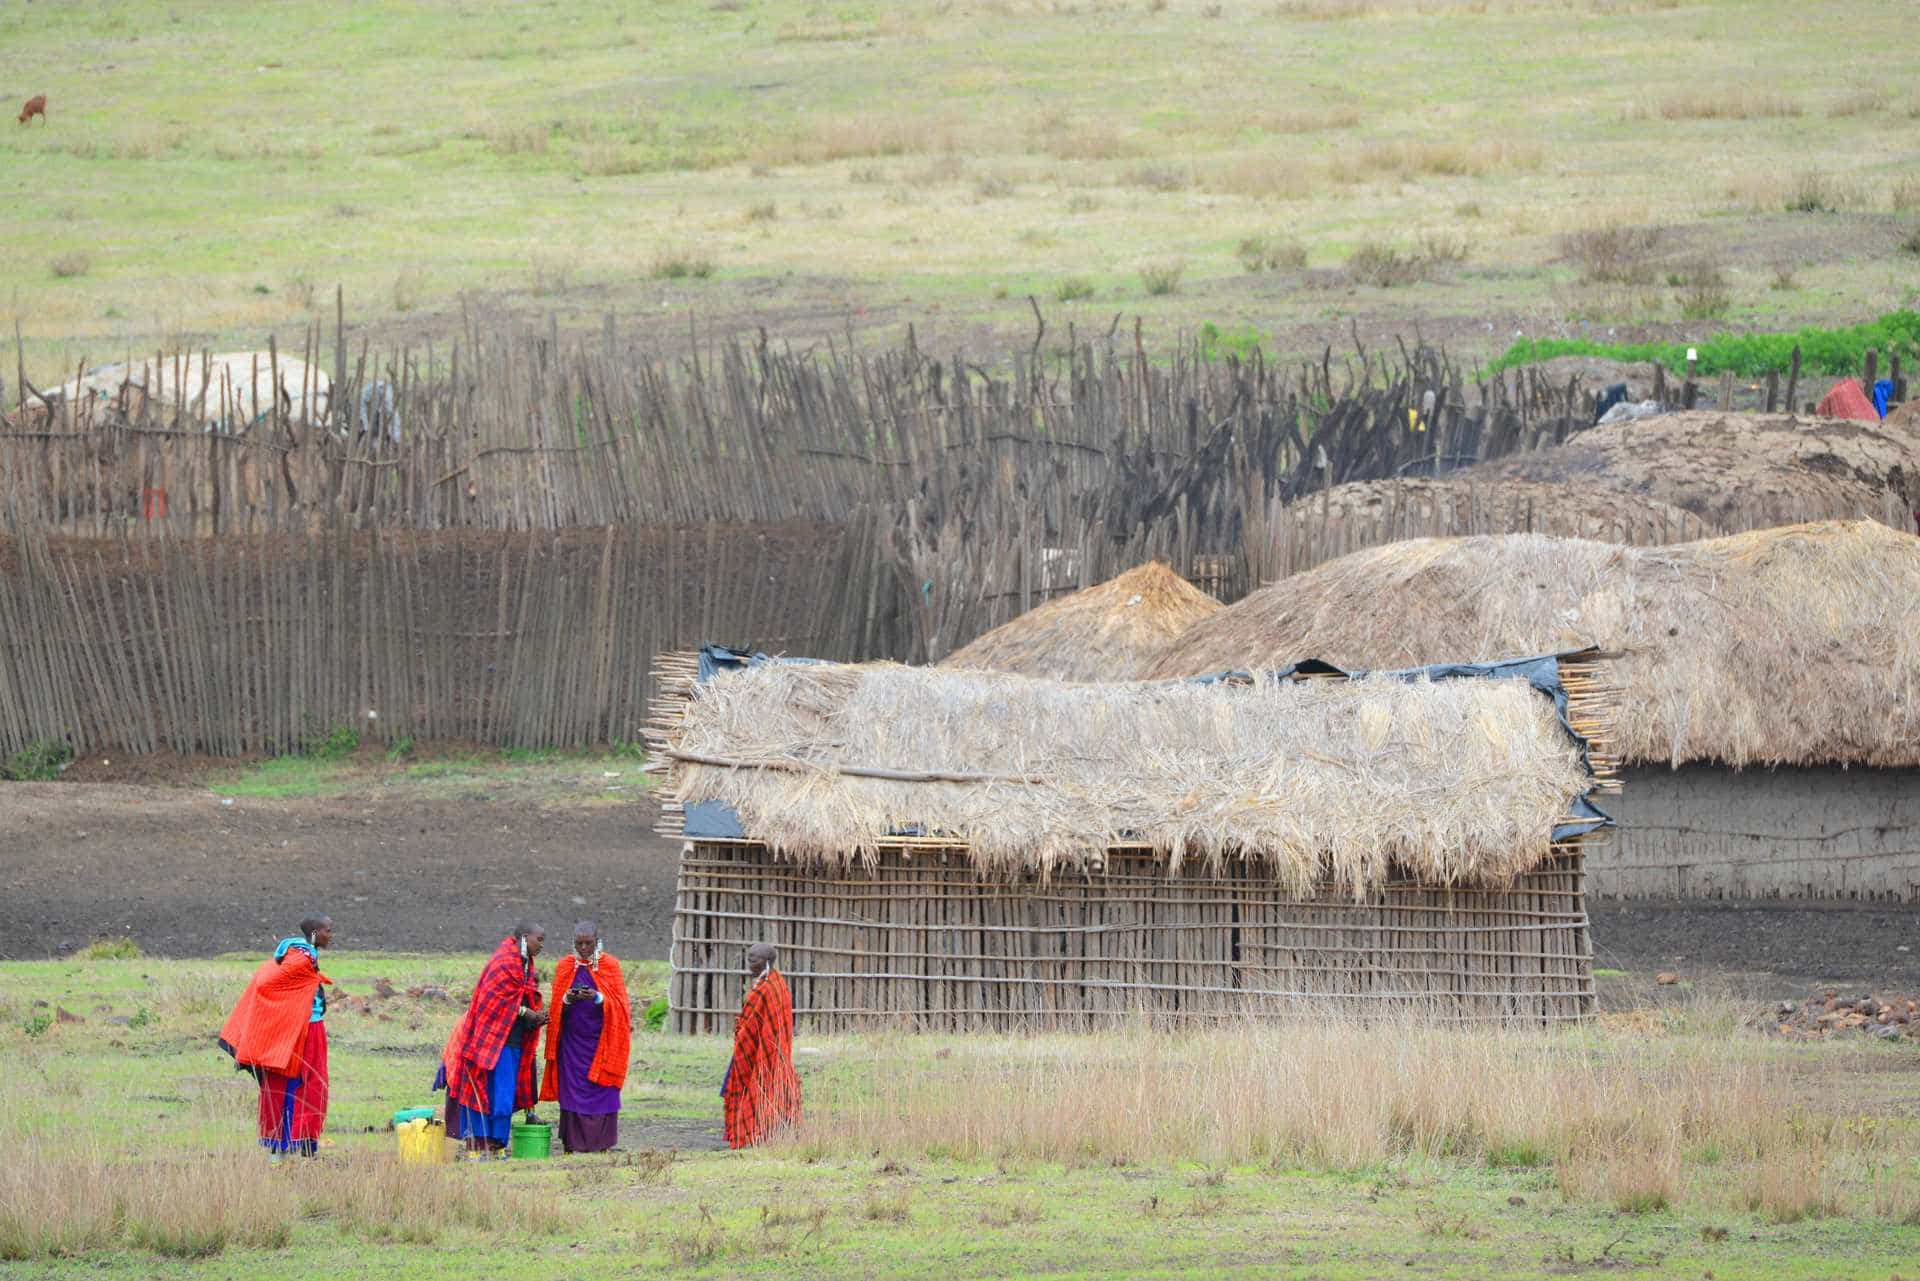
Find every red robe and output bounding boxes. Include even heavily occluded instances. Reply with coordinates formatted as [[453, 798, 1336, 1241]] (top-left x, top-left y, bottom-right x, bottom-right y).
[[539, 952, 632, 1100], [440, 937, 542, 1112], [724, 968, 802, 1148], [219, 943, 332, 1150]]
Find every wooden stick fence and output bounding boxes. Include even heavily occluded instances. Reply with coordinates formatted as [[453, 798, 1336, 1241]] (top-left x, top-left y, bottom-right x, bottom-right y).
[[0, 521, 896, 757]]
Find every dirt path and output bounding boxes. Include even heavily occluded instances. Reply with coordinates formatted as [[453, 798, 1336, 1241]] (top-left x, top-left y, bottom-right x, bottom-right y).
[[0, 781, 683, 960], [5, 780, 1918, 1001]]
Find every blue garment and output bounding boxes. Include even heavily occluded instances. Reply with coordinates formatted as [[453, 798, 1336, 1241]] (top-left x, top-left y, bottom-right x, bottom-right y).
[[1872, 379, 1895, 419], [455, 1041, 520, 1144], [272, 937, 326, 1022]]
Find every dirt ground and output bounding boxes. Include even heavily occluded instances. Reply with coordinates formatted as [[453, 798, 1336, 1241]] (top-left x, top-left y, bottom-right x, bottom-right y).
[[0, 779, 685, 962], [3, 777, 1917, 999]]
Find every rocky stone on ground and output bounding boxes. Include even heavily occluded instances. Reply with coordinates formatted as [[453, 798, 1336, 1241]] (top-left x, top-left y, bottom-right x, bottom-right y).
[[1762, 989, 1920, 1040]]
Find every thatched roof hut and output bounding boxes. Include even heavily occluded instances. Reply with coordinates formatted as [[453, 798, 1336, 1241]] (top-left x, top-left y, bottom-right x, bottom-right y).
[[1469, 411, 1918, 528], [1150, 519, 1920, 901], [648, 646, 1616, 1030], [937, 561, 1220, 681]]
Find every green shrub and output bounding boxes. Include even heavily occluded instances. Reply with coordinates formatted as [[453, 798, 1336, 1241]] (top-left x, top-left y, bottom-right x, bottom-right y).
[[2, 741, 72, 781], [76, 937, 142, 960], [1488, 310, 1920, 378], [1052, 277, 1095, 302], [1140, 260, 1185, 295], [302, 724, 360, 761], [644, 996, 670, 1032]]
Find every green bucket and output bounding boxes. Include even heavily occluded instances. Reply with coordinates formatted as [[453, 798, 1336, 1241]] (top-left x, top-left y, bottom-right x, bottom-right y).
[[508, 1121, 552, 1160]]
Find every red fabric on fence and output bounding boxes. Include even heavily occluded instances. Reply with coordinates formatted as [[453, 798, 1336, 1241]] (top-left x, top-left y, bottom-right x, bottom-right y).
[[1816, 378, 1879, 422]]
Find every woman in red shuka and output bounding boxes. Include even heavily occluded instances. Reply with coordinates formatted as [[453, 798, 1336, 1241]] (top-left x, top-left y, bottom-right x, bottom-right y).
[[218, 914, 334, 1159], [437, 923, 547, 1155], [722, 942, 801, 1148]]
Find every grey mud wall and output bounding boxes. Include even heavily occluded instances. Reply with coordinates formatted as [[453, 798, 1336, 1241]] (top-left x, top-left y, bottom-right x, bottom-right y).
[[1594, 766, 1920, 901]]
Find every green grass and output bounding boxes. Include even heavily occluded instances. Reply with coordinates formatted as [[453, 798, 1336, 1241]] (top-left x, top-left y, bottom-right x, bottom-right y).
[[2, 955, 1917, 1278], [210, 747, 653, 802], [7, 0, 1920, 379], [1488, 309, 1920, 378]]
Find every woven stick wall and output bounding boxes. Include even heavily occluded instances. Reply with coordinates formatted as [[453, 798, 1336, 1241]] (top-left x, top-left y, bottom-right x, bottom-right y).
[[669, 844, 1595, 1033]]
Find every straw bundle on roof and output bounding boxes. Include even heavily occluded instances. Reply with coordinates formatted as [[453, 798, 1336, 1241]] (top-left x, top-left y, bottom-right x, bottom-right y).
[[938, 561, 1221, 681], [1150, 519, 1920, 769], [1275, 477, 1716, 541], [1471, 411, 1918, 526], [646, 653, 1613, 896]]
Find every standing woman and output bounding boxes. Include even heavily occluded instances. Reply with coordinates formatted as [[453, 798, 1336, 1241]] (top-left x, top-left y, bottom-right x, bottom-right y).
[[438, 923, 547, 1156], [722, 942, 802, 1149], [539, 921, 631, 1153], [219, 915, 334, 1159]]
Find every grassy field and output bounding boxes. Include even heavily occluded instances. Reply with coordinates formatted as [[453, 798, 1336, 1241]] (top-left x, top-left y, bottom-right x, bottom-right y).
[[3, 951, 1918, 1278], [5, 0, 1920, 384]]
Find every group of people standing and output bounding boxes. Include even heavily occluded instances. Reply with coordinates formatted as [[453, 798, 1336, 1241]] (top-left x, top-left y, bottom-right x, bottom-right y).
[[217, 916, 801, 1159]]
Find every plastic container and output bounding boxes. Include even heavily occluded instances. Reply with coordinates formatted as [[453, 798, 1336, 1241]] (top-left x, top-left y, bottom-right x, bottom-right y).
[[391, 1106, 437, 1126], [396, 1117, 449, 1164], [508, 1121, 552, 1160]]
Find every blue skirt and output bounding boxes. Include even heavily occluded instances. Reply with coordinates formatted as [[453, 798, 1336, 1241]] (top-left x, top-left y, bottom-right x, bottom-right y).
[[453, 1042, 520, 1144]]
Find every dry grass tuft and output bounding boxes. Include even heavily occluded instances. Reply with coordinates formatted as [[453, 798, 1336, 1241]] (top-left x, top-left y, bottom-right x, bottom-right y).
[[1344, 240, 1427, 287], [1738, 1148, 1842, 1224], [785, 1016, 1897, 1225], [1272, 0, 1375, 19], [577, 142, 647, 177], [1124, 163, 1189, 193], [1203, 153, 1315, 200], [0, 1144, 291, 1260], [756, 115, 956, 166], [1671, 254, 1732, 320], [1032, 118, 1135, 161], [49, 252, 93, 280], [391, 265, 429, 312], [1254, 105, 1365, 133], [1889, 175, 1920, 214], [1557, 221, 1665, 285], [1237, 233, 1309, 273], [860, 1187, 913, 1222], [1140, 259, 1186, 295], [650, 247, 716, 280], [1642, 89, 1801, 120], [1825, 89, 1885, 118]]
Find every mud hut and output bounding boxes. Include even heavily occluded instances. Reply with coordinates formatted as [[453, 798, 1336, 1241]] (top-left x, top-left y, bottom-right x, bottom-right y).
[[1150, 520, 1920, 902], [646, 645, 1617, 1032], [937, 561, 1220, 681]]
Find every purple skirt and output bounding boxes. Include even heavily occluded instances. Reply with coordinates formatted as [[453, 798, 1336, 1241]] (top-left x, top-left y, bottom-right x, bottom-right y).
[[559, 1109, 619, 1153]]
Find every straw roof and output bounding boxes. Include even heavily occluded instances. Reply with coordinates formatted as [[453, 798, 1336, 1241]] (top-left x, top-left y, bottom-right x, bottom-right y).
[[647, 655, 1610, 895], [1276, 477, 1719, 541], [1470, 411, 1919, 526], [1150, 519, 1920, 769], [938, 561, 1221, 681]]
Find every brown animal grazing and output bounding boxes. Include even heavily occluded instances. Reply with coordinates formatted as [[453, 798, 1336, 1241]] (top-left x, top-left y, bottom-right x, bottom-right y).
[[18, 95, 47, 125]]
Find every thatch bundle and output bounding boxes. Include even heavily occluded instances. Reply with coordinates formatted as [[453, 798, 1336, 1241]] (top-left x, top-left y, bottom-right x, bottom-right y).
[[1273, 477, 1719, 542], [1471, 411, 1918, 527], [938, 561, 1221, 681], [1150, 519, 1920, 769], [647, 655, 1610, 896]]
